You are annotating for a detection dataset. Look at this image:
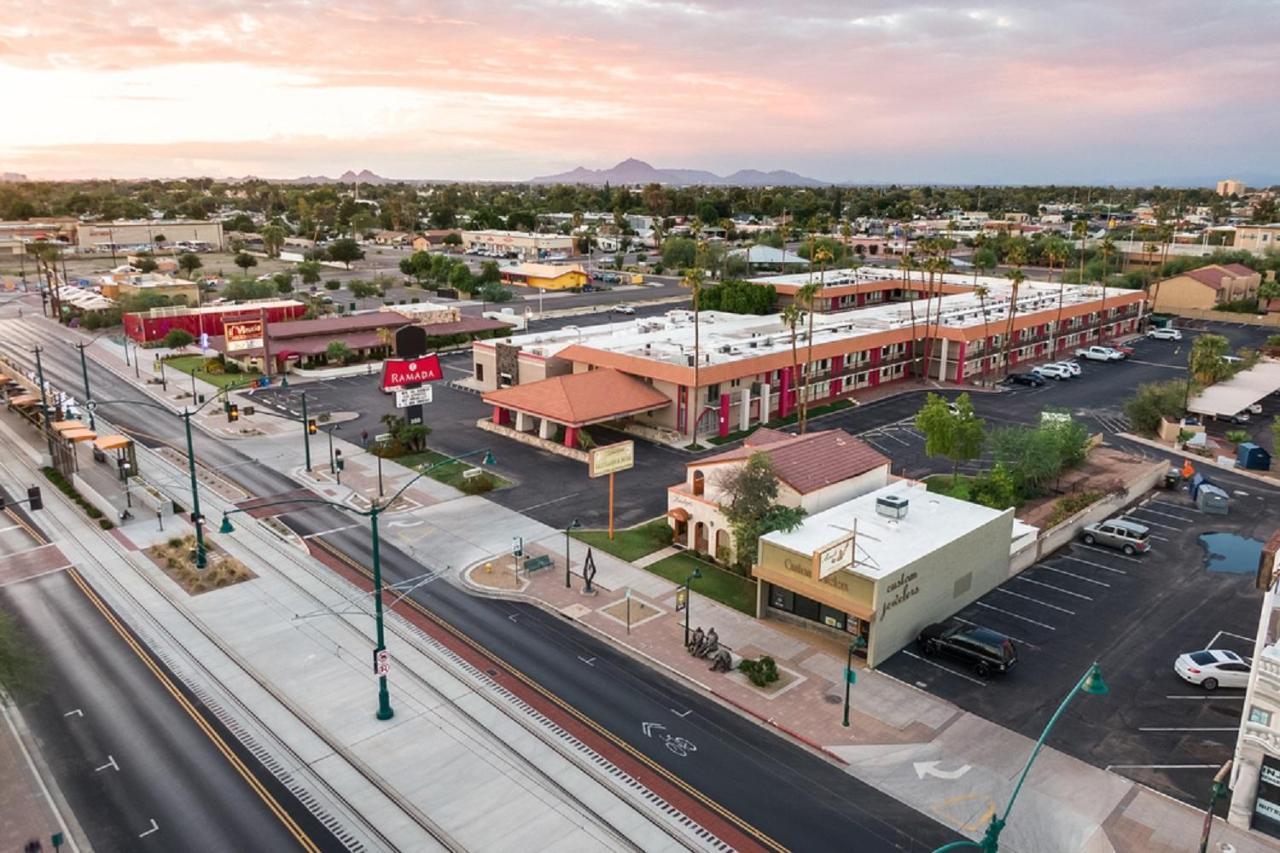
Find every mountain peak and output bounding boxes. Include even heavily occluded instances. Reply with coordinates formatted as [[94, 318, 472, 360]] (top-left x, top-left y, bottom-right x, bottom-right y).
[[529, 158, 823, 187]]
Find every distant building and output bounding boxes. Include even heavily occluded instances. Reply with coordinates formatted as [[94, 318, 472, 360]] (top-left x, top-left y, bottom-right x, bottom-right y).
[[1151, 263, 1261, 312], [1236, 224, 1280, 256], [666, 427, 890, 563], [462, 229, 574, 261], [499, 263, 588, 291], [102, 274, 201, 306], [76, 220, 224, 253], [0, 172, 26, 182], [755, 480, 1017, 665], [411, 230, 458, 252], [729, 245, 809, 268], [1218, 179, 1248, 197], [751, 267, 972, 313], [123, 299, 306, 343]]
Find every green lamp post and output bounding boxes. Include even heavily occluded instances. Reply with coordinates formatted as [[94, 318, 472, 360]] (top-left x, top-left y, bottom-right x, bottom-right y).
[[933, 662, 1108, 852]]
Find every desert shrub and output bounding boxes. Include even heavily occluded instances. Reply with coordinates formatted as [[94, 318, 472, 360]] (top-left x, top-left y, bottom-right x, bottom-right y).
[[738, 655, 780, 687]]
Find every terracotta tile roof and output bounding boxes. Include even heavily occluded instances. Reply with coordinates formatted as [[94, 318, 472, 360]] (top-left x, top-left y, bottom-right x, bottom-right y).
[[1177, 264, 1259, 291], [1223, 263, 1257, 277], [691, 428, 889, 494], [482, 368, 671, 427]]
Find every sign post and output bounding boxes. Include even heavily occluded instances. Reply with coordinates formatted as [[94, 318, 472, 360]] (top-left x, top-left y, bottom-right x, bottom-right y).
[[588, 441, 635, 541]]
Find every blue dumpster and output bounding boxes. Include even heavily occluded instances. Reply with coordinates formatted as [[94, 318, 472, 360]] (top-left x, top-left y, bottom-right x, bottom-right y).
[[1238, 442, 1272, 471]]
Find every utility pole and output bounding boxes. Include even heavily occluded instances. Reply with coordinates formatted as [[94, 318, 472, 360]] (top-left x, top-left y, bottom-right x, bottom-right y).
[[75, 342, 96, 430]]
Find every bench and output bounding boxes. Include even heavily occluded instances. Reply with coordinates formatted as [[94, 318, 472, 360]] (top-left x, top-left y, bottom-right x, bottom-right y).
[[523, 554, 553, 573]]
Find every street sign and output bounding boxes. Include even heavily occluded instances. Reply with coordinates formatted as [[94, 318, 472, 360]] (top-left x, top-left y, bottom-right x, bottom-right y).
[[511, 536, 523, 557], [374, 648, 390, 676], [394, 385, 433, 408], [380, 355, 443, 391], [845, 666, 857, 685], [588, 441, 635, 478], [224, 318, 264, 352], [675, 587, 688, 612], [85, 400, 97, 412]]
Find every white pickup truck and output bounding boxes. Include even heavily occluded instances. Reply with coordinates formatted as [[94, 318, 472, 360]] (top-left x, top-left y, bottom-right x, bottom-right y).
[[1075, 345, 1123, 362]]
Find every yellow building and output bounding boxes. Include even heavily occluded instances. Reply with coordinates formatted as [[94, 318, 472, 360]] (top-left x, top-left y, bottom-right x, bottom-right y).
[[1217, 179, 1247, 197], [1236, 224, 1280, 255], [500, 263, 589, 291], [1151, 263, 1261, 312], [102, 275, 201, 305]]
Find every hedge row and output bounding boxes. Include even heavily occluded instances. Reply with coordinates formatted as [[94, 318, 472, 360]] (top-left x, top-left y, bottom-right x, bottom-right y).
[[41, 467, 114, 530]]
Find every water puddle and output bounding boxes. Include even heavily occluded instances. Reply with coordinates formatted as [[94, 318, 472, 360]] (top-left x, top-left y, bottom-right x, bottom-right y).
[[1199, 532, 1263, 574]]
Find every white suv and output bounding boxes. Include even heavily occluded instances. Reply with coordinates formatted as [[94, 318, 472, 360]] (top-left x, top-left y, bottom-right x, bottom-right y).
[[1033, 363, 1073, 380], [1148, 327, 1182, 341]]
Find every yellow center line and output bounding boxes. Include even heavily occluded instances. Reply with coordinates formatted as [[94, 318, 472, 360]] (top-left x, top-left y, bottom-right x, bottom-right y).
[[65, 568, 320, 853], [312, 538, 786, 853]]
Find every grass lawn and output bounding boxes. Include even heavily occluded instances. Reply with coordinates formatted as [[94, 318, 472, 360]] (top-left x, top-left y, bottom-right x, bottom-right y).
[[572, 518, 673, 562], [165, 354, 262, 390], [396, 449, 512, 491], [645, 551, 757, 616], [707, 398, 854, 445]]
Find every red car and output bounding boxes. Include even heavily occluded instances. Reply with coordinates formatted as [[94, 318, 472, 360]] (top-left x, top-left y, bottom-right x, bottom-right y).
[[1111, 344, 1135, 357]]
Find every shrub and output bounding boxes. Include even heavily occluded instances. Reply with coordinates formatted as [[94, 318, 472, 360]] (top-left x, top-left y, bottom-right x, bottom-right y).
[[168, 537, 183, 549], [325, 280, 341, 291], [738, 655, 780, 687], [224, 362, 242, 374], [459, 474, 495, 495], [1045, 491, 1103, 527], [1226, 430, 1249, 445]]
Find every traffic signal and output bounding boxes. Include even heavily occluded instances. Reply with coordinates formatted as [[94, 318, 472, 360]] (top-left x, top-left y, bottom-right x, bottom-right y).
[[27, 486, 42, 511], [227, 403, 239, 423], [334, 449, 345, 471], [307, 419, 317, 435]]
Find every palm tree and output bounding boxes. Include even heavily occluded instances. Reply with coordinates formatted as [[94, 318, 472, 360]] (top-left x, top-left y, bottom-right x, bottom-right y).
[[926, 254, 952, 380], [974, 283, 992, 381], [1001, 243, 1028, 377], [260, 224, 286, 258], [900, 252, 921, 378], [798, 246, 833, 432], [781, 304, 804, 423], [1098, 235, 1116, 341], [682, 241, 706, 441], [1044, 238, 1068, 355], [1071, 219, 1088, 284]]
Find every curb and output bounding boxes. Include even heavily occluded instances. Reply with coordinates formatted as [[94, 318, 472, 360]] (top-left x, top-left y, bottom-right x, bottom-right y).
[[457, 562, 849, 767], [1117, 432, 1280, 487]]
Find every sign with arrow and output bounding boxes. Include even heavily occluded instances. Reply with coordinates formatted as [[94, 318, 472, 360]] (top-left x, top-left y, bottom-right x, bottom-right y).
[[913, 760, 972, 780]]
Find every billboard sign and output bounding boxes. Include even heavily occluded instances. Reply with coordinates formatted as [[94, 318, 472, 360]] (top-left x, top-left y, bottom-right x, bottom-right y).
[[588, 441, 635, 478], [380, 355, 443, 391], [815, 534, 854, 579], [395, 386, 433, 408], [223, 318, 264, 352]]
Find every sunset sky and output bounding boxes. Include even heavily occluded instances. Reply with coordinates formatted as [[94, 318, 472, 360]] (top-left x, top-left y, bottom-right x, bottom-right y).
[[2, 1, 1276, 183]]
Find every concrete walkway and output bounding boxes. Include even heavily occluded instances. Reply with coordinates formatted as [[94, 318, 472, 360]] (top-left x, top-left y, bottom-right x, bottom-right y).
[[461, 539, 1280, 853]]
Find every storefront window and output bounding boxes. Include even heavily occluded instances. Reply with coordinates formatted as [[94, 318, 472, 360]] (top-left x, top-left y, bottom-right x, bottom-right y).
[[769, 585, 794, 612], [820, 605, 846, 631], [1254, 756, 1280, 839]]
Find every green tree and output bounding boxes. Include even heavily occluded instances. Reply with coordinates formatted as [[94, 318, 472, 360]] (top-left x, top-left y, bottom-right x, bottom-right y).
[[327, 237, 364, 269], [273, 271, 294, 293], [1189, 333, 1232, 385], [442, 232, 462, 248], [260, 224, 286, 258], [479, 260, 502, 284], [348, 280, 380, 299], [222, 278, 275, 301], [326, 341, 354, 365], [162, 328, 195, 349], [1124, 379, 1193, 435], [662, 236, 698, 269], [449, 263, 476, 294], [480, 281, 513, 303], [719, 453, 806, 574], [915, 393, 986, 482], [178, 251, 203, 281], [134, 252, 159, 273], [324, 279, 341, 291], [296, 260, 322, 285], [233, 251, 258, 275]]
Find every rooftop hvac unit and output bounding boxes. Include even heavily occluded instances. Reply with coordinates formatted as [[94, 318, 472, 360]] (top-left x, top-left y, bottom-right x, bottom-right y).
[[876, 494, 909, 520], [719, 345, 731, 354]]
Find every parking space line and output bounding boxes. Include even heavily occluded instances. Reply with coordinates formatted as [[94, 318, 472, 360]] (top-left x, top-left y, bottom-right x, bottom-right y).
[[1059, 554, 1129, 574], [1014, 576, 1092, 601], [994, 588, 1075, 614], [1106, 764, 1218, 771], [1077, 544, 1143, 562], [1037, 565, 1110, 588], [898, 650, 988, 687], [1207, 629, 1256, 648], [1122, 514, 1181, 531], [1138, 727, 1238, 732], [953, 617, 1037, 648], [1166, 694, 1244, 700], [1141, 505, 1200, 522], [973, 601, 1056, 630]]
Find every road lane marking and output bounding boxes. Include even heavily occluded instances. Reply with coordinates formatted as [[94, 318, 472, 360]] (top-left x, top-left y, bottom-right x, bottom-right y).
[[1207, 629, 1256, 648], [578, 656, 596, 666], [1121, 514, 1181, 531], [65, 569, 322, 852], [1037, 565, 1111, 588], [517, 492, 583, 512], [63, 709, 83, 718], [899, 650, 987, 686], [138, 819, 159, 838], [1014, 576, 1092, 601], [993, 588, 1075, 614], [1141, 505, 1201, 522], [973, 601, 1056, 629], [94, 755, 119, 772], [1138, 727, 1239, 732], [301, 523, 361, 538], [1056, 555, 1128, 575], [1106, 764, 1218, 771]]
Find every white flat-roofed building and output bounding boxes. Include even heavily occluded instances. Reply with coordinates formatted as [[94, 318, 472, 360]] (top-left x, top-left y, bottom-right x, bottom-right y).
[[754, 480, 1016, 666], [461, 229, 575, 261]]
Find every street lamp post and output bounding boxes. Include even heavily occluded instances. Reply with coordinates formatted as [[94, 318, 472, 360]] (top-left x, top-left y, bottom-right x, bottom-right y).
[[842, 635, 867, 727], [1199, 760, 1233, 853], [300, 391, 311, 471], [220, 447, 495, 722], [564, 518, 581, 588], [682, 567, 702, 646], [31, 345, 51, 432], [74, 342, 96, 430], [932, 662, 1108, 852], [328, 425, 340, 474]]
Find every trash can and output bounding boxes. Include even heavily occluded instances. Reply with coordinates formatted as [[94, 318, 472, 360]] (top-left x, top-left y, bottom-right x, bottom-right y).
[[1163, 468, 1180, 489], [1238, 442, 1272, 471], [1196, 483, 1230, 515]]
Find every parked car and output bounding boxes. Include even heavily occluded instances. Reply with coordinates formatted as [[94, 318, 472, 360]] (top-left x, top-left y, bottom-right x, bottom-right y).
[[613, 304, 636, 315], [1080, 517, 1152, 555], [917, 622, 1017, 677], [1004, 372, 1046, 387], [1112, 344, 1136, 357], [1228, 411, 1251, 424], [1032, 363, 1073, 381], [1056, 360, 1082, 376], [1148, 327, 1182, 341], [1075, 345, 1124, 362], [1174, 649, 1251, 690]]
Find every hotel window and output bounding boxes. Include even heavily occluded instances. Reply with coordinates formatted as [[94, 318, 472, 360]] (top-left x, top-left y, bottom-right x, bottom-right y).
[[1252, 706, 1273, 727], [475, 363, 484, 381], [706, 383, 720, 401]]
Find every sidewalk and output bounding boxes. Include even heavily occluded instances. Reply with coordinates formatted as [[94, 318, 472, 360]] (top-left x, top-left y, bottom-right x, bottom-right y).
[[0, 702, 80, 853], [461, 537, 1280, 853]]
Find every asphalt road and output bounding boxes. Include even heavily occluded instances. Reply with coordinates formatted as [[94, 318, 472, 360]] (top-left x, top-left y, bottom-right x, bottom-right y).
[[0, 315, 962, 851], [0, 566, 343, 852]]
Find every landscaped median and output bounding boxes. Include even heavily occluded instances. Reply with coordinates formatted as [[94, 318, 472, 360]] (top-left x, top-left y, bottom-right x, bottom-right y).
[[396, 449, 513, 494], [572, 518, 758, 615], [163, 354, 263, 389]]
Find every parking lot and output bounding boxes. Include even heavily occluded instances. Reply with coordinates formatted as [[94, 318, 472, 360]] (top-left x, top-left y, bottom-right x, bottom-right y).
[[879, 465, 1280, 807]]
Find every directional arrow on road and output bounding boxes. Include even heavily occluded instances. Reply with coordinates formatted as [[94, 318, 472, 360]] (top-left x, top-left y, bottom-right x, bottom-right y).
[[642, 721, 666, 738], [914, 760, 972, 780]]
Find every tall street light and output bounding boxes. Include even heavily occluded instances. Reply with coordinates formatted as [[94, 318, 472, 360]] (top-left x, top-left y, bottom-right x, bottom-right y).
[[564, 518, 580, 588], [933, 662, 1108, 852], [681, 566, 702, 646], [842, 635, 867, 728], [220, 447, 496, 721]]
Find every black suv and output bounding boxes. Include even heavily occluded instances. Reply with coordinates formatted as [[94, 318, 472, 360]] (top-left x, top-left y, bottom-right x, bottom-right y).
[[917, 621, 1017, 677], [1004, 372, 1045, 388]]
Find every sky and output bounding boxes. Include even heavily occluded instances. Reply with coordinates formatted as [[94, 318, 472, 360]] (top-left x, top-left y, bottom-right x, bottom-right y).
[[1, 0, 1277, 184]]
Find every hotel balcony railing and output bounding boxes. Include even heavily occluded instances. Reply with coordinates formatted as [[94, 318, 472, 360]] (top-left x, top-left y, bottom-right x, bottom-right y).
[[1256, 653, 1280, 699], [1243, 720, 1280, 755]]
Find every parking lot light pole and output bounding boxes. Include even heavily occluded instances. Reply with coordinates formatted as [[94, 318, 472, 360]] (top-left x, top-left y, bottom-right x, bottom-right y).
[[564, 518, 581, 588], [932, 662, 1108, 852], [218, 447, 494, 723], [842, 635, 867, 728], [682, 567, 702, 646], [300, 391, 311, 471]]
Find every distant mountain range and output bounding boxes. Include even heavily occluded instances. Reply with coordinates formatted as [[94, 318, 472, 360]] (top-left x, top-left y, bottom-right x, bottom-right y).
[[279, 169, 396, 185], [529, 158, 826, 187]]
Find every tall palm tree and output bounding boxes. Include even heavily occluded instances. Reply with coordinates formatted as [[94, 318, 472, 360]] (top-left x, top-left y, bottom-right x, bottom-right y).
[[1071, 219, 1088, 285], [1098, 235, 1116, 341], [900, 252, 921, 379], [918, 239, 942, 380], [781, 304, 804, 424], [798, 246, 833, 432], [974, 283, 992, 381], [1045, 238, 1068, 355], [1001, 244, 1028, 377], [927, 254, 952, 380], [683, 243, 706, 441]]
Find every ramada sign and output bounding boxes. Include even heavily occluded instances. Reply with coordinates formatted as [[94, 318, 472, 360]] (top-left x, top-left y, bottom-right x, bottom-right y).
[[380, 355, 443, 391]]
